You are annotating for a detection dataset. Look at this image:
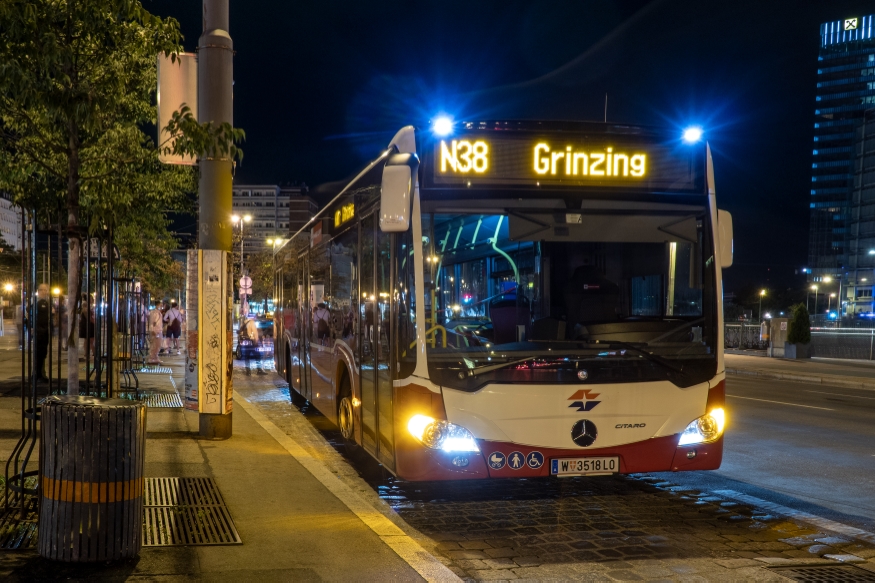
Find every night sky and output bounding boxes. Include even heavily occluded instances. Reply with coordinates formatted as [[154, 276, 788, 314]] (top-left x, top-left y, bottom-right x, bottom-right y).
[[147, 0, 875, 293]]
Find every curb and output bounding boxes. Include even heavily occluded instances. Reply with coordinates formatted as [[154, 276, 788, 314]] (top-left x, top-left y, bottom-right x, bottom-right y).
[[726, 367, 875, 391]]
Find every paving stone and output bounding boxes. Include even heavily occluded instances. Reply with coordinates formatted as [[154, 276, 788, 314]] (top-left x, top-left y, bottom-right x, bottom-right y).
[[469, 568, 519, 580], [484, 547, 518, 559], [512, 556, 541, 567], [459, 540, 493, 550], [445, 549, 489, 560], [713, 558, 761, 569], [806, 544, 836, 554], [824, 553, 865, 562], [814, 536, 852, 546], [605, 569, 643, 581]]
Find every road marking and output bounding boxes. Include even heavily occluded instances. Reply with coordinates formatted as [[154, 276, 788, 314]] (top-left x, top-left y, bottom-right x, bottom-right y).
[[237, 394, 460, 583], [714, 490, 875, 546], [805, 389, 875, 400], [726, 394, 835, 411]]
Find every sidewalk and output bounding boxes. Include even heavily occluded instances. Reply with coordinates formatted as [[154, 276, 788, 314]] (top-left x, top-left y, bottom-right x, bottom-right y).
[[0, 351, 441, 581], [725, 353, 875, 389]]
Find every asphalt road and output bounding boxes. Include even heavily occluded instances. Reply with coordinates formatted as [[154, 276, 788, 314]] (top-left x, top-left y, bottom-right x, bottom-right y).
[[651, 374, 875, 534]]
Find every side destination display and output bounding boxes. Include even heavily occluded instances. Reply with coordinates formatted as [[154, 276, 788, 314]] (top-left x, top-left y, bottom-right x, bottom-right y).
[[426, 132, 702, 192]]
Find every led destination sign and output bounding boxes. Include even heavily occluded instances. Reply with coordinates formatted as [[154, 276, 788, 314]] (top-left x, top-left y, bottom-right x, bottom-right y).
[[428, 133, 700, 192]]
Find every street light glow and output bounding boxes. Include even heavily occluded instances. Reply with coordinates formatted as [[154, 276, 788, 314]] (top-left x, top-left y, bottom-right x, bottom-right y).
[[52, 287, 61, 296], [760, 289, 766, 296], [243, 214, 252, 222], [432, 116, 453, 137], [823, 277, 832, 283], [869, 249, 875, 255], [231, 214, 240, 223], [682, 127, 703, 143], [3, 283, 12, 292]]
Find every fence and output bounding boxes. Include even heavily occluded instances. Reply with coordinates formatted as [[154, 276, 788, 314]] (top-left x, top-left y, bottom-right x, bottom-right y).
[[725, 321, 875, 360], [810, 328, 875, 360], [724, 323, 767, 350]]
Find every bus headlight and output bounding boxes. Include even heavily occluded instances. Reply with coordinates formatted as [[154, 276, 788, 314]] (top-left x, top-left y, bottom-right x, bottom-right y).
[[407, 414, 479, 452], [678, 408, 725, 446]]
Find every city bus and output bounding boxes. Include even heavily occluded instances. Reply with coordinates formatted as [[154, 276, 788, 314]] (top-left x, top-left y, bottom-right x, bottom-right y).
[[273, 120, 733, 481]]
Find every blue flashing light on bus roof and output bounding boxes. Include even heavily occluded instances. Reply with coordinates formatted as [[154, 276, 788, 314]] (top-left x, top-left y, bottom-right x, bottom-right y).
[[682, 126, 703, 143], [432, 116, 454, 136]]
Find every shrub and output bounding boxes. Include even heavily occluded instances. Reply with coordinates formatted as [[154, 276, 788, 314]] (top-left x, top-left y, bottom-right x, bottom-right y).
[[787, 303, 811, 345]]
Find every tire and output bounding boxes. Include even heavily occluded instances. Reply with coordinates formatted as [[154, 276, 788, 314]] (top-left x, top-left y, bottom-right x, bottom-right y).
[[337, 374, 357, 452]]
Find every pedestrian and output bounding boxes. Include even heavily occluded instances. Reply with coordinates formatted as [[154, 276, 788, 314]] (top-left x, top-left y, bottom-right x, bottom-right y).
[[31, 284, 51, 383], [147, 301, 164, 365], [78, 294, 95, 359], [313, 302, 331, 345], [15, 302, 23, 350], [242, 314, 264, 375], [159, 301, 169, 354], [163, 300, 183, 354], [59, 295, 68, 351]]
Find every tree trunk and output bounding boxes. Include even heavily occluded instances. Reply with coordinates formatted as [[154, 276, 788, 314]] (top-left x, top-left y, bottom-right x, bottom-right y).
[[66, 123, 80, 395]]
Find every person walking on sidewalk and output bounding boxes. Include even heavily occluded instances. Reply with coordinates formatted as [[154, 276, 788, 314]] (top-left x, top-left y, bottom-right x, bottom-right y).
[[147, 301, 164, 364], [30, 284, 51, 382], [78, 293, 95, 359], [163, 301, 183, 355], [242, 314, 265, 375]]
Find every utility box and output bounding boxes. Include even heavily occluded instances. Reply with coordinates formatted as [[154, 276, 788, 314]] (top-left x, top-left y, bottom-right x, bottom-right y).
[[768, 318, 789, 358]]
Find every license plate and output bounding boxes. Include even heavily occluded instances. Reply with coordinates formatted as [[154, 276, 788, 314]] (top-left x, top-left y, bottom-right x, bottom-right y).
[[551, 456, 619, 476]]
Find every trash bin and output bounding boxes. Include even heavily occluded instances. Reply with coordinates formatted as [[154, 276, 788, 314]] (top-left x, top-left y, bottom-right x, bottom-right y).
[[39, 395, 146, 561]]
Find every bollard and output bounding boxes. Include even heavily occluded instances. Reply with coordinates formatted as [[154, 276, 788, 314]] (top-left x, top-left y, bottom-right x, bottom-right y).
[[39, 395, 146, 561]]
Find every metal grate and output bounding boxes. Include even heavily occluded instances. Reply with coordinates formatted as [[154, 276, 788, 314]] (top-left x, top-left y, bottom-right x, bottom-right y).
[[141, 392, 184, 408], [136, 366, 173, 374], [772, 564, 875, 582], [0, 489, 38, 550], [142, 478, 241, 546]]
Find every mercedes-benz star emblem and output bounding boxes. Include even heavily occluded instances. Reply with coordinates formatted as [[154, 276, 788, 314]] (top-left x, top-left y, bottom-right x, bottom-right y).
[[571, 419, 598, 447]]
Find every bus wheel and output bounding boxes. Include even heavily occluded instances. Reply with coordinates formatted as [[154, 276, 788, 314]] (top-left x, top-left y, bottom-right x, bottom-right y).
[[338, 375, 357, 450]]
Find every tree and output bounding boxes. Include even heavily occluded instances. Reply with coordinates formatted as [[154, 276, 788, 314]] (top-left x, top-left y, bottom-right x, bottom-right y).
[[246, 250, 275, 307], [787, 303, 811, 345], [0, 1, 241, 392]]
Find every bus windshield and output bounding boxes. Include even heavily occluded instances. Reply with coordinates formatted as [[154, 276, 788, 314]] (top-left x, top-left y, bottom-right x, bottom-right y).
[[421, 207, 717, 390]]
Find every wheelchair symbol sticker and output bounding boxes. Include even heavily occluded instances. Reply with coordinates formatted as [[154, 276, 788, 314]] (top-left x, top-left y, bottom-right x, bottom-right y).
[[488, 452, 506, 470], [508, 451, 525, 470], [527, 451, 544, 469]]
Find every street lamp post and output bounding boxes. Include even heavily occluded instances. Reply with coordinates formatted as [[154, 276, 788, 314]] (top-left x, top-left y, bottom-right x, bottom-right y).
[[231, 213, 252, 281], [759, 289, 766, 322], [828, 293, 836, 314]]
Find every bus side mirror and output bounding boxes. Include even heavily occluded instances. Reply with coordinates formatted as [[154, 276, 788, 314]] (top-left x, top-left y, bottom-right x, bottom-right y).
[[717, 209, 733, 268], [380, 152, 419, 233]]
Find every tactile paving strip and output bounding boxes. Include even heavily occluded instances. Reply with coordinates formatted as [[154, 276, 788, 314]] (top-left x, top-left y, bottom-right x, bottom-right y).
[[142, 478, 241, 546], [771, 564, 875, 582]]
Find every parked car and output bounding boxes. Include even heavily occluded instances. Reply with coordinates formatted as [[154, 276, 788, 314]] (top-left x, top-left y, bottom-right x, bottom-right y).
[[235, 318, 274, 360]]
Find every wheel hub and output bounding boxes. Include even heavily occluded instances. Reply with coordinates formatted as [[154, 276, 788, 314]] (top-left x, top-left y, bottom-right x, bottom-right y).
[[339, 397, 354, 440]]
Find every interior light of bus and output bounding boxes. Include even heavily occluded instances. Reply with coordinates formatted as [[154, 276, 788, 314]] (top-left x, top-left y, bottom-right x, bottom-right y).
[[678, 407, 726, 446]]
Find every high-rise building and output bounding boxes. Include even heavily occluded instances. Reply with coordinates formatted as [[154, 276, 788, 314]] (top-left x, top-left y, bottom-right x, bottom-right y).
[[808, 15, 875, 317], [846, 111, 875, 315], [0, 195, 22, 251], [231, 183, 316, 258]]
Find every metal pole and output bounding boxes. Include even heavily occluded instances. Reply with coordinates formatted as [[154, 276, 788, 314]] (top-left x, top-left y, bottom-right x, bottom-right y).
[[198, 0, 234, 438]]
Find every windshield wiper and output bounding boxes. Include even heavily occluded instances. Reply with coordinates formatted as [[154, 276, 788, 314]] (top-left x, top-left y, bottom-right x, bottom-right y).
[[598, 340, 685, 376], [463, 356, 537, 378]]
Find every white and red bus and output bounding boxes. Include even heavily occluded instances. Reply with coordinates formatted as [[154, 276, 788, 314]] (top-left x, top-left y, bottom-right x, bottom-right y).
[[274, 120, 733, 481]]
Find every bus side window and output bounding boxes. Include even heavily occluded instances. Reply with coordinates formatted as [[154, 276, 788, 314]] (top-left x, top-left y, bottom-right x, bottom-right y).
[[396, 228, 416, 377], [331, 226, 358, 356]]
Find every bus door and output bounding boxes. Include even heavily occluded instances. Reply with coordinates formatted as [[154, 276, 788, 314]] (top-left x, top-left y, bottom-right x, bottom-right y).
[[360, 213, 378, 455], [359, 212, 396, 469], [375, 226, 395, 471], [297, 254, 312, 401]]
